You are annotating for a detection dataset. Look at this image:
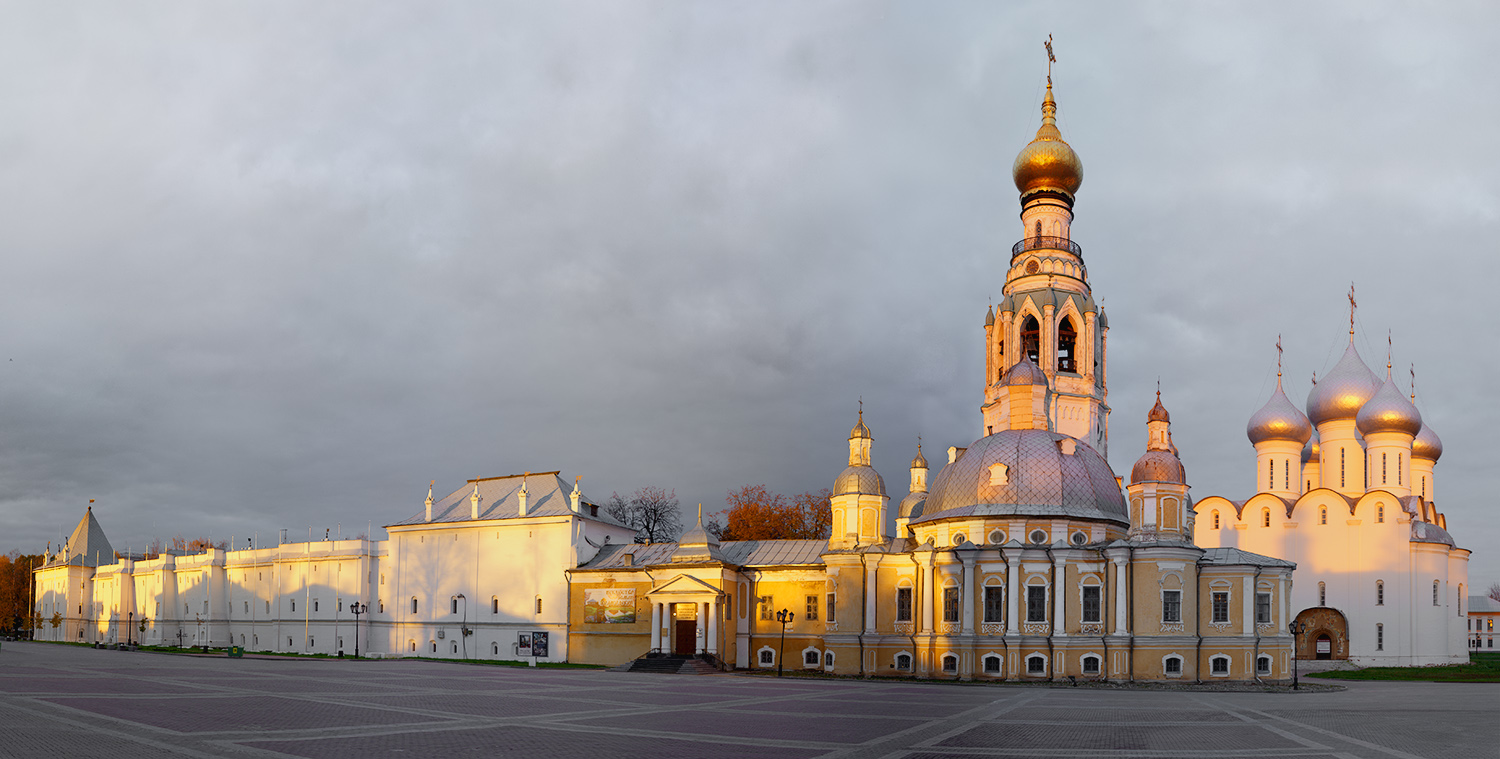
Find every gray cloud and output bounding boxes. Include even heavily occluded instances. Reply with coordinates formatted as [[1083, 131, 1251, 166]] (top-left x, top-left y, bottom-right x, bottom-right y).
[[1, 2, 1496, 583]]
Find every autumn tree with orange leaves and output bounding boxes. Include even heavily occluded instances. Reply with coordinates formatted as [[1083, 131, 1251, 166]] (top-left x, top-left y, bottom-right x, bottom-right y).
[[716, 486, 832, 541]]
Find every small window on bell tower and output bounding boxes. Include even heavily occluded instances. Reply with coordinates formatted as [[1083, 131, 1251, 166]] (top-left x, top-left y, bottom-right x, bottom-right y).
[[1057, 317, 1076, 373]]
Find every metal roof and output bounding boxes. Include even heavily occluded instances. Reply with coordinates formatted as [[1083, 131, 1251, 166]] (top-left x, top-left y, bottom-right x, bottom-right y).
[[580, 538, 828, 569], [1200, 547, 1295, 568], [386, 472, 626, 528]]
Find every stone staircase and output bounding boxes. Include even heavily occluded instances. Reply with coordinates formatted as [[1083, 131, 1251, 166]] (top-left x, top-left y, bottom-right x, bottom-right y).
[[616, 653, 723, 675]]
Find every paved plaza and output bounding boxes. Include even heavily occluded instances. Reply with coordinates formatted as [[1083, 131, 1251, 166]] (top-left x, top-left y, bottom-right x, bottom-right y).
[[0, 642, 1495, 758]]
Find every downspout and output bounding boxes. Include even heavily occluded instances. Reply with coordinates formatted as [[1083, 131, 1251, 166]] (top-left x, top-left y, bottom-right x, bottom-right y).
[[641, 567, 656, 654], [1195, 556, 1204, 684], [858, 552, 868, 678], [1126, 544, 1135, 683], [1252, 565, 1264, 684], [996, 545, 1008, 681], [1043, 544, 1055, 682], [906, 552, 920, 676], [1099, 545, 1108, 682]]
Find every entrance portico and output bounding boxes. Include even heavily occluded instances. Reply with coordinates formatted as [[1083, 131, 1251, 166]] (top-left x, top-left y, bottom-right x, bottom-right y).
[[645, 574, 724, 656]]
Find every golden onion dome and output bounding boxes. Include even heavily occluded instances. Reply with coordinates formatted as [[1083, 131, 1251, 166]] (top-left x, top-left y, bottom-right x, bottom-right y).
[[1355, 374, 1422, 437], [1248, 380, 1313, 446], [1305, 342, 1381, 427], [1012, 82, 1083, 199]]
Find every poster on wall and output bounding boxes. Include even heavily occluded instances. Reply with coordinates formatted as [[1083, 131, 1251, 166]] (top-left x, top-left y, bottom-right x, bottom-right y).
[[517, 633, 531, 656], [532, 631, 549, 659], [584, 588, 637, 624]]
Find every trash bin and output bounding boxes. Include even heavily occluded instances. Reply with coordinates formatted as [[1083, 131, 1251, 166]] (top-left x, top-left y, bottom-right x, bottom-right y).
[[227, 646, 243, 658]]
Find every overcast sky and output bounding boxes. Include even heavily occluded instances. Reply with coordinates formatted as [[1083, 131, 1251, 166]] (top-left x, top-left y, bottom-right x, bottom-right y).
[[2, 3, 1496, 584]]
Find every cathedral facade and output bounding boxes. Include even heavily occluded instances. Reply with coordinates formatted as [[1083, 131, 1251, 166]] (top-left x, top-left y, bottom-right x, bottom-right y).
[[1194, 336, 1471, 665]]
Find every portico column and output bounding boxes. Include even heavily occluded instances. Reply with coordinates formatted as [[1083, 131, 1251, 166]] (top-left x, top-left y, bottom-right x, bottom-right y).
[[1053, 555, 1067, 635], [1112, 557, 1128, 634], [700, 602, 709, 653], [707, 599, 718, 655], [864, 563, 877, 634], [960, 554, 975, 635], [1005, 552, 1020, 635], [650, 602, 661, 652]]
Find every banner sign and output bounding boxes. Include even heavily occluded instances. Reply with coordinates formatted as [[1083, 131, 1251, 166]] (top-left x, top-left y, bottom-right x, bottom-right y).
[[584, 588, 637, 624], [517, 633, 531, 656], [532, 631, 549, 659]]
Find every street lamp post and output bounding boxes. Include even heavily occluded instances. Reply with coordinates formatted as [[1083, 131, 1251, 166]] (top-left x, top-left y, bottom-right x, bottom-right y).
[[775, 609, 794, 677], [349, 602, 367, 659], [127, 612, 133, 647], [453, 594, 468, 659], [1287, 620, 1306, 690]]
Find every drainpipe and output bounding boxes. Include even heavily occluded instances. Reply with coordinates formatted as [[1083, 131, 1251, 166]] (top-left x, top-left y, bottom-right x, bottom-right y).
[[1194, 556, 1204, 685], [1251, 566, 1263, 684], [858, 552, 868, 678], [1126, 545, 1135, 683], [1043, 544, 1055, 682], [1099, 545, 1108, 683], [906, 552, 920, 677], [997, 545, 1008, 681]]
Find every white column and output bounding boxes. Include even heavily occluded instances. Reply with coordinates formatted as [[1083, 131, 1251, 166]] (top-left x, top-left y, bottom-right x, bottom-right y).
[[1053, 555, 1067, 635], [700, 602, 709, 653], [864, 563, 877, 634], [1112, 557, 1128, 634], [1006, 553, 1021, 635], [961, 555, 975, 634], [649, 602, 661, 652], [1243, 576, 1255, 635], [707, 600, 718, 655]]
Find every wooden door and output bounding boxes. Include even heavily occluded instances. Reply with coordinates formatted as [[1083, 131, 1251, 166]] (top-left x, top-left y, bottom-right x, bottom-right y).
[[674, 621, 696, 654]]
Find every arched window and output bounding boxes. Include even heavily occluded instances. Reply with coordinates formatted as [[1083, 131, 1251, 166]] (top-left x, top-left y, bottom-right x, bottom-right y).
[[982, 654, 1001, 673], [1081, 655, 1100, 675], [1257, 655, 1272, 675], [1025, 655, 1046, 675], [1377, 503, 1384, 523], [1376, 580, 1384, 606], [1034, 221, 1042, 239], [1056, 317, 1077, 372], [1398, 454, 1403, 485], [1340, 448, 1346, 488], [492, 597, 499, 614], [895, 653, 912, 670], [431, 641, 437, 653], [491, 642, 499, 656], [1267, 459, 1273, 489], [1433, 580, 1440, 606], [941, 654, 958, 673], [1163, 655, 1183, 676], [804, 649, 820, 666], [1262, 508, 1271, 528], [1021, 315, 1040, 363], [1210, 655, 1231, 676], [1381, 452, 1387, 484], [1283, 459, 1290, 491], [1318, 582, 1326, 606], [824, 651, 835, 668], [1319, 506, 1327, 525], [409, 640, 416, 652], [411, 598, 418, 614], [1376, 623, 1384, 651]]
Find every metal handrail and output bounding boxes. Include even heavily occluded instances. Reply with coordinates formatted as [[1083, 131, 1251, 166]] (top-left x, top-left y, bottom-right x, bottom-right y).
[[1012, 236, 1082, 257]]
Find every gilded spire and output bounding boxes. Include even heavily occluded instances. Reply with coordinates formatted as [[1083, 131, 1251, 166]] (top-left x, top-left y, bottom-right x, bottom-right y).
[[1012, 38, 1083, 200]]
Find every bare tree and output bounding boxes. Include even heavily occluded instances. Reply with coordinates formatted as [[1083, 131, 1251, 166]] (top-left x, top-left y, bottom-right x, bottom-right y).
[[1488, 581, 1500, 603], [605, 486, 682, 544]]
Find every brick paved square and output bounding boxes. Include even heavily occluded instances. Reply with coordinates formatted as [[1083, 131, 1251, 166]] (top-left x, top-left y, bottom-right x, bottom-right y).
[[570, 707, 924, 744], [241, 724, 828, 759], [45, 694, 457, 733], [939, 722, 1302, 751]]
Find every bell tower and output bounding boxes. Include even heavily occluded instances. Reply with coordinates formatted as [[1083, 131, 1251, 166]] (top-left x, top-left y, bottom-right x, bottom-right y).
[[982, 43, 1110, 455]]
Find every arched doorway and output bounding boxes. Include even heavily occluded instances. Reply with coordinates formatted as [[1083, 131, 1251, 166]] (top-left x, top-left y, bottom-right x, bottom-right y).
[[1292, 607, 1348, 660]]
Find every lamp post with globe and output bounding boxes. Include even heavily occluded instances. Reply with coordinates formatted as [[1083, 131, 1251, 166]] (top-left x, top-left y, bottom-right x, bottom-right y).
[[1287, 619, 1307, 690]]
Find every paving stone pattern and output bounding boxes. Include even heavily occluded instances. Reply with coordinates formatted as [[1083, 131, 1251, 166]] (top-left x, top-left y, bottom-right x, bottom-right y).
[[0, 642, 1495, 758]]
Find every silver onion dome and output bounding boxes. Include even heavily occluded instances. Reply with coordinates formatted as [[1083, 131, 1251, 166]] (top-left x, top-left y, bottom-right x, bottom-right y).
[[910, 444, 928, 469], [1355, 375, 1422, 436], [1248, 383, 1313, 445], [1412, 422, 1444, 461], [897, 491, 926, 519], [1306, 342, 1380, 427], [834, 466, 885, 497]]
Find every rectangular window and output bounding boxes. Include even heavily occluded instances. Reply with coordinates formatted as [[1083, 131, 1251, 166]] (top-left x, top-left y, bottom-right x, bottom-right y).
[[983, 587, 1003, 623], [759, 596, 773, 621], [1211, 657, 1229, 674], [1377, 623, 1384, 651], [805, 595, 818, 622], [895, 588, 912, 622], [1212, 591, 1230, 624], [1256, 592, 1271, 624], [826, 593, 835, 624], [1026, 586, 1047, 623], [943, 587, 960, 623], [1162, 590, 1182, 623], [451, 598, 458, 614], [1082, 586, 1101, 623]]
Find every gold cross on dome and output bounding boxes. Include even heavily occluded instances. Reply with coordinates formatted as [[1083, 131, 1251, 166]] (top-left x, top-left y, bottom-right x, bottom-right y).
[[1276, 334, 1283, 378], [1044, 35, 1056, 83], [1348, 283, 1357, 338]]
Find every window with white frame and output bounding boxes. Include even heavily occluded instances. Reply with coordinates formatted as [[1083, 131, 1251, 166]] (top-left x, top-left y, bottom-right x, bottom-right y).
[[1256, 655, 1272, 675], [1210, 655, 1230, 676], [759, 648, 775, 666], [1211, 591, 1230, 623], [1433, 581, 1440, 606], [824, 651, 834, 667], [896, 586, 913, 622], [1026, 585, 1047, 622], [1026, 655, 1045, 675], [1082, 585, 1101, 623], [805, 595, 818, 622], [759, 595, 773, 620], [983, 585, 1003, 623], [1318, 582, 1326, 606], [943, 585, 960, 623], [826, 593, 835, 623], [989, 529, 1005, 544], [1162, 590, 1182, 623], [1081, 655, 1100, 674], [1376, 580, 1384, 605], [804, 649, 820, 666], [1256, 592, 1271, 624], [1377, 623, 1384, 651], [941, 655, 957, 673], [1164, 655, 1183, 675], [983, 655, 1001, 673], [895, 653, 912, 670]]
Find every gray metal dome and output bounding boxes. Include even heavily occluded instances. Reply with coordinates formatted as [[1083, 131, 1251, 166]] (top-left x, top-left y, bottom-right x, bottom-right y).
[[834, 466, 885, 497], [913, 429, 1126, 525], [1002, 355, 1048, 387], [1248, 382, 1313, 445], [897, 492, 926, 519], [1355, 375, 1422, 436], [1412, 422, 1443, 461], [1306, 342, 1380, 427], [1131, 450, 1186, 485]]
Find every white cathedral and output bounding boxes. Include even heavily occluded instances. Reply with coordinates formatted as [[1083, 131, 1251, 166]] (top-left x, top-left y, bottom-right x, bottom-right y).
[[1195, 334, 1471, 665]]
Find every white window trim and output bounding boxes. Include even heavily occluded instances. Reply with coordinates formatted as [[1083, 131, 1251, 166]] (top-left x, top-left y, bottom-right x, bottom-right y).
[[893, 650, 913, 671], [1024, 653, 1048, 676], [757, 646, 776, 667], [801, 646, 822, 669], [1079, 652, 1102, 676], [1161, 653, 1185, 678], [980, 651, 1003, 675], [1077, 579, 1103, 624], [1256, 654, 1273, 675], [939, 651, 959, 674], [1209, 653, 1232, 677], [823, 650, 835, 671]]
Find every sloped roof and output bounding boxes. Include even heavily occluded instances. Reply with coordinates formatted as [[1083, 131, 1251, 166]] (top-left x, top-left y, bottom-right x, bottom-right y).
[[1467, 595, 1500, 614], [386, 472, 625, 528], [55, 507, 114, 567], [580, 538, 828, 570], [1200, 547, 1295, 568]]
